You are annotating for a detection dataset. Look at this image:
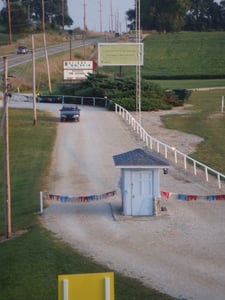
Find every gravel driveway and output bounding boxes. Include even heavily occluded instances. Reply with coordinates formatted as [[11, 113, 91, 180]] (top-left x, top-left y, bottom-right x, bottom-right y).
[[34, 103, 225, 300]]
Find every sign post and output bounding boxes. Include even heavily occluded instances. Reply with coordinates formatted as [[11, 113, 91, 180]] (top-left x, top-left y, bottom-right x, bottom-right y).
[[58, 272, 114, 300]]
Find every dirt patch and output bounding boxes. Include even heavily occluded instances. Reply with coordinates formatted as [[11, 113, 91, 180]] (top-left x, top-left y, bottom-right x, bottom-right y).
[[0, 229, 28, 243]]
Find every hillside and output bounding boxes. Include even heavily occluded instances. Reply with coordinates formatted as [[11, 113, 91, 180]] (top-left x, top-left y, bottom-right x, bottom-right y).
[[101, 31, 225, 80], [2, 31, 225, 92]]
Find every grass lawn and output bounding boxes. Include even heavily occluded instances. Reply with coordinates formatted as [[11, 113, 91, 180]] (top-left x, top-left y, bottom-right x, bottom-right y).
[[151, 78, 225, 90], [0, 107, 176, 300], [1, 225, 175, 300], [99, 31, 225, 90], [143, 31, 225, 77], [162, 89, 225, 174]]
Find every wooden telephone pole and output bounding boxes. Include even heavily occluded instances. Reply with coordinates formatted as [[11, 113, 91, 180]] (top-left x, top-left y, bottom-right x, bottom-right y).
[[62, 0, 65, 29], [32, 35, 37, 126], [83, 0, 87, 59], [136, 0, 141, 124], [110, 0, 113, 32], [3, 56, 12, 239], [41, 0, 52, 93], [7, 0, 12, 44], [99, 0, 102, 33]]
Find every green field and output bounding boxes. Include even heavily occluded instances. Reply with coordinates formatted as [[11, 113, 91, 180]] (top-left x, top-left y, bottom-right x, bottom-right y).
[[162, 90, 225, 174], [101, 31, 225, 89], [143, 31, 225, 77]]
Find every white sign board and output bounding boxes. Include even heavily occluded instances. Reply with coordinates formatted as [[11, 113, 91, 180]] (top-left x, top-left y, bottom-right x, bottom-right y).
[[98, 43, 144, 66], [63, 60, 97, 81], [63, 69, 93, 80], [64, 60, 95, 70]]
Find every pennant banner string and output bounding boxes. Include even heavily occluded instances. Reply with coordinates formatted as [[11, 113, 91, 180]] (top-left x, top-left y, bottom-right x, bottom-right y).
[[43, 190, 117, 203], [160, 190, 225, 201]]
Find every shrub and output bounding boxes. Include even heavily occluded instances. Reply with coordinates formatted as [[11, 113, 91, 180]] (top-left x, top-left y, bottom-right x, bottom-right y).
[[57, 72, 187, 111]]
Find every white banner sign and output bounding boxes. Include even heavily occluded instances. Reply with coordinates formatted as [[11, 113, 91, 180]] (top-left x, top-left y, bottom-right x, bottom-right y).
[[64, 60, 95, 70], [63, 69, 93, 80]]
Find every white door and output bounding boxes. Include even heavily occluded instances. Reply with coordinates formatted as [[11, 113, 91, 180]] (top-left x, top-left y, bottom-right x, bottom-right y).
[[131, 170, 154, 216]]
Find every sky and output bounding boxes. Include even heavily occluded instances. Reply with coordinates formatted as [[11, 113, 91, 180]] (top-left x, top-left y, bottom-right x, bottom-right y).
[[0, 1, 222, 33], [0, 1, 134, 33], [67, 0, 134, 32]]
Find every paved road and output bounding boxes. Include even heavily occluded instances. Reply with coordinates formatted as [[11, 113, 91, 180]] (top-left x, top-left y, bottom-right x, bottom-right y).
[[0, 36, 109, 73]]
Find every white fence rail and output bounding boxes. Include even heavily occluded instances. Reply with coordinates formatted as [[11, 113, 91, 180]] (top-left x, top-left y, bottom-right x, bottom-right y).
[[115, 104, 225, 189]]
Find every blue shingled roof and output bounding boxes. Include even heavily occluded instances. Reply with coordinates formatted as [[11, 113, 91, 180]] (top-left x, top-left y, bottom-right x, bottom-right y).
[[113, 148, 170, 168]]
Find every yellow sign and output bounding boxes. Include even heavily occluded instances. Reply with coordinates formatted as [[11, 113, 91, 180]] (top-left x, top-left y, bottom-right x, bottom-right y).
[[98, 43, 144, 66], [58, 272, 114, 300]]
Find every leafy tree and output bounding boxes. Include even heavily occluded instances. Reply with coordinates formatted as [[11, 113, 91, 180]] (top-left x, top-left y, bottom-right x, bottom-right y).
[[126, 0, 225, 32], [185, 0, 222, 30], [0, 1, 30, 33], [220, 0, 225, 28], [127, 0, 190, 32], [0, 0, 73, 33], [150, 0, 190, 32], [126, 8, 136, 30]]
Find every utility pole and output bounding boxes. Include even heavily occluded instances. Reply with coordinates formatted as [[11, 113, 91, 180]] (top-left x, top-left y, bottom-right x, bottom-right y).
[[62, 0, 65, 29], [99, 0, 102, 33], [83, 0, 87, 31], [115, 9, 119, 33], [42, 0, 52, 93], [41, 0, 45, 33], [3, 56, 12, 239], [32, 35, 37, 126], [68, 30, 73, 60], [110, 0, 113, 32], [136, 0, 141, 124], [83, 0, 87, 59], [7, 0, 12, 44]]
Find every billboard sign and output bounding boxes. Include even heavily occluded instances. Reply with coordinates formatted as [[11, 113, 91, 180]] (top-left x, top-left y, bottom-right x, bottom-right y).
[[63, 60, 97, 81], [63, 69, 93, 80], [98, 43, 144, 66]]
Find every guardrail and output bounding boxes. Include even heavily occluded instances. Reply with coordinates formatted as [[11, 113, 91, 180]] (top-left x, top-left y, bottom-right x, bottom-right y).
[[115, 103, 225, 189], [10, 93, 112, 108], [37, 95, 111, 108]]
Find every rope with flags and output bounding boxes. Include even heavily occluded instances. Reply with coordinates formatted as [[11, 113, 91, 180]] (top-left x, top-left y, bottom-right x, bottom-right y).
[[160, 190, 225, 201], [39, 188, 225, 215], [39, 190, 117, 214], [43, 190, 117, 203]]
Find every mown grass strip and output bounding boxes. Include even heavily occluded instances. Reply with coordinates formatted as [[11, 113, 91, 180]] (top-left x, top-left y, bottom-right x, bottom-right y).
[[162, 90, 225, 174], [143, 31, 225, 77], [0, 108, 56, 232]]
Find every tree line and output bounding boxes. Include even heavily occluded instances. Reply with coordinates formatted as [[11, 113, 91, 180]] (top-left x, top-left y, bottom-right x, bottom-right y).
[[0, 0, 73, 34], [1, 0, 225, 36], [126, 0, 225, 32]]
